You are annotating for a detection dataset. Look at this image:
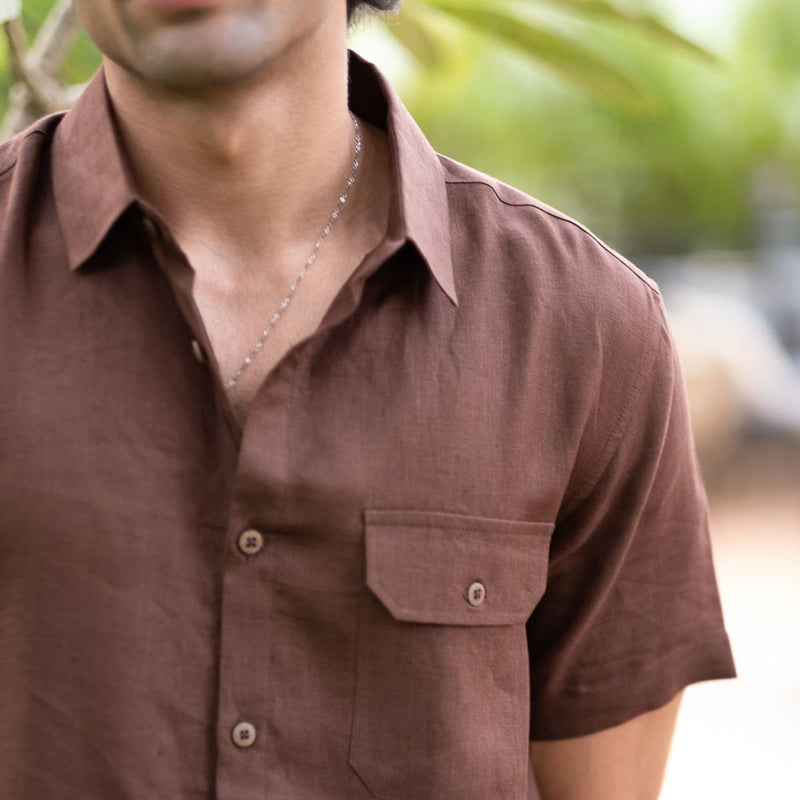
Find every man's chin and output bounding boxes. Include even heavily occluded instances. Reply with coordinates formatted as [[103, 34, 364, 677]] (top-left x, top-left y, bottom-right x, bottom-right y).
[[124, 23, 279, 94]]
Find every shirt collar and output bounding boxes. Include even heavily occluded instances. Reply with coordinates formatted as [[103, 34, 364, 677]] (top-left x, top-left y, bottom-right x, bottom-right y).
[[51, 66, 139, 272], [349, 52, 457, 305], [52, 54, 457, 305]]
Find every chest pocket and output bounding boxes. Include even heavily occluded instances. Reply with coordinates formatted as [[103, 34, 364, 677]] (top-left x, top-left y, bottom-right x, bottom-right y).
[[349, 510, 554, 800]]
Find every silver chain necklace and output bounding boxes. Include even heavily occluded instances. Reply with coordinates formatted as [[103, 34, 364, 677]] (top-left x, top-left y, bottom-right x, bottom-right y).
[[225, 113, 362, 390]]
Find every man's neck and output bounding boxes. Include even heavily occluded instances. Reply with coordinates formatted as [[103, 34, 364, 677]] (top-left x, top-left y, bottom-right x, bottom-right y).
[[103, 24, 356, 277]]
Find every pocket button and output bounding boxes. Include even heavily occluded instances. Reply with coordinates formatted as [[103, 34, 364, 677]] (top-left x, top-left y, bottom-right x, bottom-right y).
[[466, 581, 486, 607], [238, 529, 264, 556]]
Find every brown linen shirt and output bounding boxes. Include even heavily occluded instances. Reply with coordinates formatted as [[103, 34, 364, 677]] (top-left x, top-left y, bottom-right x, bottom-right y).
[[0, 53, 734, 800]]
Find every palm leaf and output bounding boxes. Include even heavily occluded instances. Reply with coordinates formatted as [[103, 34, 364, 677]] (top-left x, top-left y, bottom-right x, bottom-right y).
[[386, 10, 445, 69], [397, 1, 660, 115], [528, 0, 718, 63]]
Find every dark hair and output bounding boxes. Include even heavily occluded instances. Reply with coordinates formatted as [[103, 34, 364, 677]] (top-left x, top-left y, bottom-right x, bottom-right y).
[[347, 0, 400, 22]]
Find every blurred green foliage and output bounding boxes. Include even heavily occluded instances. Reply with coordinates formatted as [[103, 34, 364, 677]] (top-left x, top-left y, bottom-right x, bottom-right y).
[[391, 0, 718, 117], [2, 0, 796, 257], [389, 0, 799, 256]]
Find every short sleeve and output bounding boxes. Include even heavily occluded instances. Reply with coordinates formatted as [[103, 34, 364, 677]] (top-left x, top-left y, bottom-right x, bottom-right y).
[[527, 305, 736, 741]]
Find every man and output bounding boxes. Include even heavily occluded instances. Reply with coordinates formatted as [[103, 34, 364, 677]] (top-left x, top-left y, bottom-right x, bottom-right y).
[[0, 0, 735, 798]]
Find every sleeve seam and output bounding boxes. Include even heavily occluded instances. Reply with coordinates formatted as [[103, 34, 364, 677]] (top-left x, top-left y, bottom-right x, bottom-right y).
[[563, 315, 670, 516]]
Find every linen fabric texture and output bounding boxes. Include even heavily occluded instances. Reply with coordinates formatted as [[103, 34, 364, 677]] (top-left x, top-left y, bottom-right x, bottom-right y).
[[0, 52, 735, 800]]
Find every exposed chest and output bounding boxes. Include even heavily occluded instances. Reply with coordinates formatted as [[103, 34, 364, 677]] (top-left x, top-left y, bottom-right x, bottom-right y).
[[187, 239, 365, 430]]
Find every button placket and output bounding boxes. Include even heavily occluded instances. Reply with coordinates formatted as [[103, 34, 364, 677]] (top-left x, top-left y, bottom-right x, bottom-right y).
[[215, 374, 298, 794]]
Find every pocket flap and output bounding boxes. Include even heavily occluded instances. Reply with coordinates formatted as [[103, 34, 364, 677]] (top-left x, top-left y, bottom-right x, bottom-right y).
[[365, 510, 554, 626]]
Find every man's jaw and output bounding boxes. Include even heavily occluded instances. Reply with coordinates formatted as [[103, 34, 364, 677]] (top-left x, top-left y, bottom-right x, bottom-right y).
[[129, 0, 226, 13]]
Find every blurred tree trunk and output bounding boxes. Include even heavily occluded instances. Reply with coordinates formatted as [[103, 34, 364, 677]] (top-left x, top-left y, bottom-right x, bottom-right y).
[[1, 0, 82, 138]]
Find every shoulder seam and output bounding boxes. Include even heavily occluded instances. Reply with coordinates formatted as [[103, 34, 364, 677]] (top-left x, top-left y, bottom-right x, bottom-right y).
[[445, 177, 658, 294]]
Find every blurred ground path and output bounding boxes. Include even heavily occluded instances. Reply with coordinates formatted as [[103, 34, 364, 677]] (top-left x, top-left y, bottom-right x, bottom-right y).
[[661, 478, 800, 799]]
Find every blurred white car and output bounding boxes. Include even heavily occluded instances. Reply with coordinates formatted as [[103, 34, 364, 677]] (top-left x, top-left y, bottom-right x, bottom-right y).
[[663, 284, 800, 465]]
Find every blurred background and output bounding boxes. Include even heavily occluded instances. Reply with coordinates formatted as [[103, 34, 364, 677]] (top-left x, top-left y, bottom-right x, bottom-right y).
[[3, 0, 798, 795]]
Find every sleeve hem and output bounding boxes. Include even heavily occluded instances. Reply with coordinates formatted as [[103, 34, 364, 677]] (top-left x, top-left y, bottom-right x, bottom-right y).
[[529, 631, 736, 741]]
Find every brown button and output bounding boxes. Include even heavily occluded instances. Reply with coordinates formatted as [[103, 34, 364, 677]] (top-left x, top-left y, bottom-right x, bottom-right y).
[[191, 340, 205, 364], [466, 581, 486, 607], [142, 217, 158, 239], [238, 529, 264, 556], [231, 721, 257, 748]]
